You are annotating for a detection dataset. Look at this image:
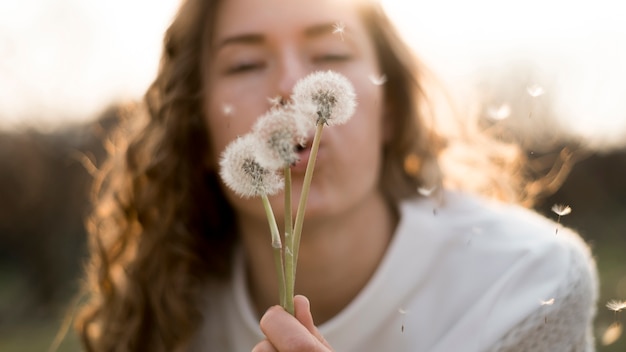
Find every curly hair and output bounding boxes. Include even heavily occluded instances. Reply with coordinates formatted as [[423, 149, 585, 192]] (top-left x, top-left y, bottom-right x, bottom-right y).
[[74, 0, 543, 350]]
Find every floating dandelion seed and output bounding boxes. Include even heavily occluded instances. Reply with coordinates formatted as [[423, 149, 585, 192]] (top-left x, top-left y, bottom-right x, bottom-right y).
[[539, 298, 555, 323], [607, 300, 626, 312], [332, 21, 346, 41], [551, 204, 571, 234], [540, 298, 555, 306], [222, 103, 234, 116], [552, 204, 572, 216], [486, 103, 511, 121], [219, 134, 283, 198], [603, 300, 626, 345], [398, 308, 408, 333], [527, 84, 545, 97], [252, 107, 308, 170], [418, 186, 437, 197], [292, 70, 356, 126], [368, 74, 387, 86]]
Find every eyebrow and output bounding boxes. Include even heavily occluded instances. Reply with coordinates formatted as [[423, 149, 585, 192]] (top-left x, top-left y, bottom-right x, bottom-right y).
[[215, 34, 264, 51], [215, 22, 348, 50], [304, 22, 346, 37]]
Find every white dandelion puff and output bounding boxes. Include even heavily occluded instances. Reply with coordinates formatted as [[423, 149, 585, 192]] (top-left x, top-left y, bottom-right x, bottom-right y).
[[291, 70, 356, 126], [369, 74, 387, 86], [551, 204, 572, 216], [540, 298, 555, 306], [219, 134, 283, 198], [252, 107, 308, 170], [606, 300, 626, 312], [486, 103, 511, 121], [332, 21, 346, 41], [527, 84, 545, 97]]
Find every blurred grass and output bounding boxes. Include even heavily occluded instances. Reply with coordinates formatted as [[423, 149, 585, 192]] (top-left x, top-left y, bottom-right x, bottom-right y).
[[0, 319, 80, 352], [593, 233, 626, 352], [0, 270, 81, 352]]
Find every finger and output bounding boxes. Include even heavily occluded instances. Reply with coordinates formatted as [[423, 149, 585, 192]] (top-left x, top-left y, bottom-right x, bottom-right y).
[[252, 339, 278, 352], [293, 295, 332, 349], [259, 305, 323, 351]]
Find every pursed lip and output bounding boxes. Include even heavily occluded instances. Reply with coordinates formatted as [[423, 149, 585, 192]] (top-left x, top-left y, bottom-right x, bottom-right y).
[[291, 142, 312, 174]]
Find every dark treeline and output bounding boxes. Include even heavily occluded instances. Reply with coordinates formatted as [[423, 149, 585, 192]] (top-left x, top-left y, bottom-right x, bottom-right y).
[[0, 108, 117, 325]]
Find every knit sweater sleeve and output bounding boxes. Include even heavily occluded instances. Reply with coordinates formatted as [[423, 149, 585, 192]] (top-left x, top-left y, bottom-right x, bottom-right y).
[[488, 231, 599, 352]]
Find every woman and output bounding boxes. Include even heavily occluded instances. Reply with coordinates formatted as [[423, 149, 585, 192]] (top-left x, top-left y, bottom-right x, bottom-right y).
[[75, 0, 598, 351]]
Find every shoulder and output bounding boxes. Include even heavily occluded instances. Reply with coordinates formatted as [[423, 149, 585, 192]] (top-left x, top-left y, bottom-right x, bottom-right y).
[[397, 191, 599, 350], [400, 190, 595, 269]]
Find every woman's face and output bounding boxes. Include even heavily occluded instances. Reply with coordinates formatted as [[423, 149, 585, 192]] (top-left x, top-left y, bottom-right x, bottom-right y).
[[204, 0, 388, 221]]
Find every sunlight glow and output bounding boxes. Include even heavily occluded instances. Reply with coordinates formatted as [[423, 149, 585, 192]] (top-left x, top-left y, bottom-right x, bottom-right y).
[[0, 0, 180, 129], [381, 0, 626, 148], [0, 0, 625, 149]]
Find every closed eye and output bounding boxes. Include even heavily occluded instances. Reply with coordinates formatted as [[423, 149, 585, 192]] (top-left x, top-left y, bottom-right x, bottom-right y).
[[314, 54, 352, 63], [226, 62, 265, 74]]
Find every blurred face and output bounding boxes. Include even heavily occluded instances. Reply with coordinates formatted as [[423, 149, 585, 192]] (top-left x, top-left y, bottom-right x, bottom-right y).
[[204, 0, 387, 222]]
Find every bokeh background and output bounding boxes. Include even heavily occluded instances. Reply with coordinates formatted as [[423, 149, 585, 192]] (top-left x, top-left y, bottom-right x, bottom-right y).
[[1, 0, 624, 351]]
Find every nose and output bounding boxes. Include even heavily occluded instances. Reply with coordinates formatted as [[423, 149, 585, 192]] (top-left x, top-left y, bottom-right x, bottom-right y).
[[275, 48, 308, 104]]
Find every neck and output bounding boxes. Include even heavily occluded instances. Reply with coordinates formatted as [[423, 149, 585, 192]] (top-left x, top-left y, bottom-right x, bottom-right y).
[[238, 191, 397, 324]]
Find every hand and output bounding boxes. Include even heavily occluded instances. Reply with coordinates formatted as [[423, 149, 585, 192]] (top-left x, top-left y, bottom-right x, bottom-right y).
[[252, 295, 334, 352]]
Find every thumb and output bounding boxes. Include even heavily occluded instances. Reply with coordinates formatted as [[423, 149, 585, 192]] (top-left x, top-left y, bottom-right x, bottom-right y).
[[293, 295, 333, 350]]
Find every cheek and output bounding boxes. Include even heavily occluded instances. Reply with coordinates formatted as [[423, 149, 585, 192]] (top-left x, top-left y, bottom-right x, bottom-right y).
[[335, 81, 385, 170], [355, 79, 385, 141], [203, 86, 267, 166], [204, 101, 233, 168]]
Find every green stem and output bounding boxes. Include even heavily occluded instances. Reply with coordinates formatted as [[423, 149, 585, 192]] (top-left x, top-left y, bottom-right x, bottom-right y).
[[283, 166, 295, 315], [284, 166, 293, 239], [261, 194, 286, 309], [292, 123, 324, 276]]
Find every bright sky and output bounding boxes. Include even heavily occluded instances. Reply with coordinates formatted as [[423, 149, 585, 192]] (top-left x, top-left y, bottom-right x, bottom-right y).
[[1, 0, 625, 148]]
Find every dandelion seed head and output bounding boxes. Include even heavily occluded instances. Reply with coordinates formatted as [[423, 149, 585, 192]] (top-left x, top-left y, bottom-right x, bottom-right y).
[[398, 308, 408, 315], [606, 299, 626, 312], [551, 204, 572, 216], [292, 70, 356, 126], [252, 107, 307, 169], [527, 84, 545, 97], [219, 134, 283, 198], [368, 73, 387, 86], [487, 103, 511, 121]]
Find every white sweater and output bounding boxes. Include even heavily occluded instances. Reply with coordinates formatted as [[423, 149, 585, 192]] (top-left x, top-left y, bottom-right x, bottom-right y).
[[189, 191, 598, 351]]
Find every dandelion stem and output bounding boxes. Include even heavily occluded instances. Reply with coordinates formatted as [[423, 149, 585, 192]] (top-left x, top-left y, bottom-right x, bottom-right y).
[[292, 123, 324, 281], [284, 166, 293, 241], [261, 194, 287, 310], [283, 166, 295, 315]]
